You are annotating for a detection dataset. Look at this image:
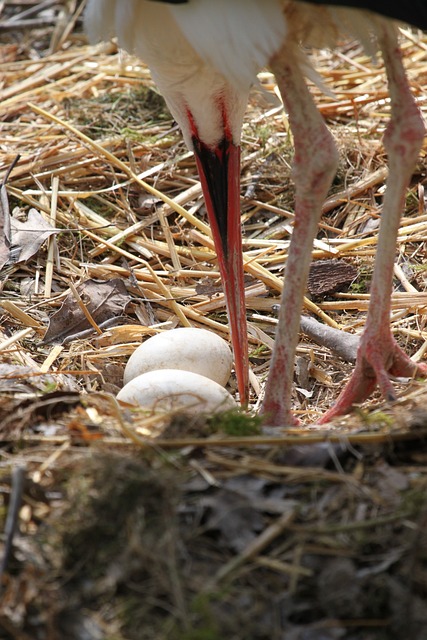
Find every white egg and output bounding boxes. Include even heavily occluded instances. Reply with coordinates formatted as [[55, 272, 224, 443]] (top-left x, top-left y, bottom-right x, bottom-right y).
[[123, 327, 233, 387], [117, 369, 236, 413]]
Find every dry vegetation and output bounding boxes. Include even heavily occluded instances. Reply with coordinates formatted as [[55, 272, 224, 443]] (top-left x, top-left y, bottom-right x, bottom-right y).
[[1, 2, 427, 639]]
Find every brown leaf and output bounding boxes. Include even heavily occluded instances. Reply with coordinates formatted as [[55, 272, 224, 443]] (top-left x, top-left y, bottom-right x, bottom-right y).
[[43, 278, 132, 344], [195, 278, 223, 297]]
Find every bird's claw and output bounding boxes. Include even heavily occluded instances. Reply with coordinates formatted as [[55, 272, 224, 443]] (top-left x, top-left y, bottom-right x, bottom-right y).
[[318, 335, 427, 424]]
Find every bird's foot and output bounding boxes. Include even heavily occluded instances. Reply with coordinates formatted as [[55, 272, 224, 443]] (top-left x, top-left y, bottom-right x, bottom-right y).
[[318, 333, 427, 424], [260, 399, 300, 429]]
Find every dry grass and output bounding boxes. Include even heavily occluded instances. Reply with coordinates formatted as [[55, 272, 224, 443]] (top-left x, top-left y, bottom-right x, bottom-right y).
[[1, 6, 427, 437]]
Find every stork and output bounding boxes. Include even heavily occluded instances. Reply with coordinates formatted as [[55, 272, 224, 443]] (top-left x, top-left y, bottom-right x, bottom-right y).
[[85, 0, 427, 426]]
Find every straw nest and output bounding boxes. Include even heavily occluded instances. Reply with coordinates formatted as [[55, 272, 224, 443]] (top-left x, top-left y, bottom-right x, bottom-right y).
[[1, 3, 427, 639]]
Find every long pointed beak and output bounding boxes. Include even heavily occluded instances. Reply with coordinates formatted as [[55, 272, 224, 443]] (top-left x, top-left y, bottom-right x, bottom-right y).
[[192, 135, 249, 405]]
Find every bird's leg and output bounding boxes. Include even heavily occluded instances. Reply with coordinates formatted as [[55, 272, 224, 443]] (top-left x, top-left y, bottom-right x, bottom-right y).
[[319, 26, 427, 424], [261, 51, 339, 427]]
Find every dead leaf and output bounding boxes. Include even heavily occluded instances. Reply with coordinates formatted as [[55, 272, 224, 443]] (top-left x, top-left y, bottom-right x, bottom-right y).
[[200, 479, 266, 553], [375, 461, 409, 504], [0, 364, 79, 394], [195, 278, 222, 297], [10, 208, 59, 263], [0, 364, 57, 393], [0, 163, 14, 270], [43, 278, 132, 344]]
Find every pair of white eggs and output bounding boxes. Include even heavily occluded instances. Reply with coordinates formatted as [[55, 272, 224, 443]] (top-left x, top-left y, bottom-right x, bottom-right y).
[[117, 328, 237, 414]]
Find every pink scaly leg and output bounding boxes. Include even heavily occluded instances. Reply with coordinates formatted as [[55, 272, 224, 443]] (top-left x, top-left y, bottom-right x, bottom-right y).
[[319, 25, 427, 424], [261, 49, 339, 426]]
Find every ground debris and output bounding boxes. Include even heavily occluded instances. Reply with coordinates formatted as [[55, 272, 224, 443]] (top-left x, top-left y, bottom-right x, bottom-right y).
[[1, 437, 427, 639], [43, 278, 133, 345], [307, 259, 358, 299]]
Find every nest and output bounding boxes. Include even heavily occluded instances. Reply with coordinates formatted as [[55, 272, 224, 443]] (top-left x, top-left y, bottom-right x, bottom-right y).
[[1, 2, 427, 639]]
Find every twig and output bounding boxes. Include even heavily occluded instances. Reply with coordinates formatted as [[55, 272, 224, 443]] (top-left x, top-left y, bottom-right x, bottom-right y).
[[206, 509, 296, 590], [300, 315, 360, 363], [0, 465, 26, 593], [44, 175, 59, 298]]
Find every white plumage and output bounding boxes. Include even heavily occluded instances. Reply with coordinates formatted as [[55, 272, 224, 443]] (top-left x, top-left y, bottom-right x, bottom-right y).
[[85, 0, 427, 426], [85, 1, 385, 146]]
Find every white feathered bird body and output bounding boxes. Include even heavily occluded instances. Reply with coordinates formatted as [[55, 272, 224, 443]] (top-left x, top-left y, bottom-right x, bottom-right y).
[[85, 0, 385, 149]]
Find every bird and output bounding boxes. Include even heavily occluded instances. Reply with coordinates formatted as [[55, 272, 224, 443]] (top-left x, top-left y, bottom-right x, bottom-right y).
[[85, 0, 427, 426]]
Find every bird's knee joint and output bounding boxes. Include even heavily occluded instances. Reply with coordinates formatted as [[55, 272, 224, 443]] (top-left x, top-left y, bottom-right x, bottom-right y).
[[293, 140, 338, 192], [384, 109, 425, 158]]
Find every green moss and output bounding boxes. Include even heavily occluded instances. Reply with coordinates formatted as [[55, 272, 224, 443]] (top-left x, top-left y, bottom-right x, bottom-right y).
[[41, 381, 58, 393], [349, 265, 372, 294], [412, 263, 427, 273], [208, 409, 262, 436], [405, 189, 419, 210], [173, 592, 223, 640], [353, 408, 394, 428], [250, 344, 269, 358], [400, 487, 427, 517]]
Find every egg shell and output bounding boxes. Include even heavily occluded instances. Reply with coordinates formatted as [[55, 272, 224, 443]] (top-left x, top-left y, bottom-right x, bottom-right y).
[[117, 369, 236, 413], [123, 327, 233, 387]]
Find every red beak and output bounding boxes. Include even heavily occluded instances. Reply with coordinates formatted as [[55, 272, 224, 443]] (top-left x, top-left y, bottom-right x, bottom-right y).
[[192, 134, 249, 405]]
